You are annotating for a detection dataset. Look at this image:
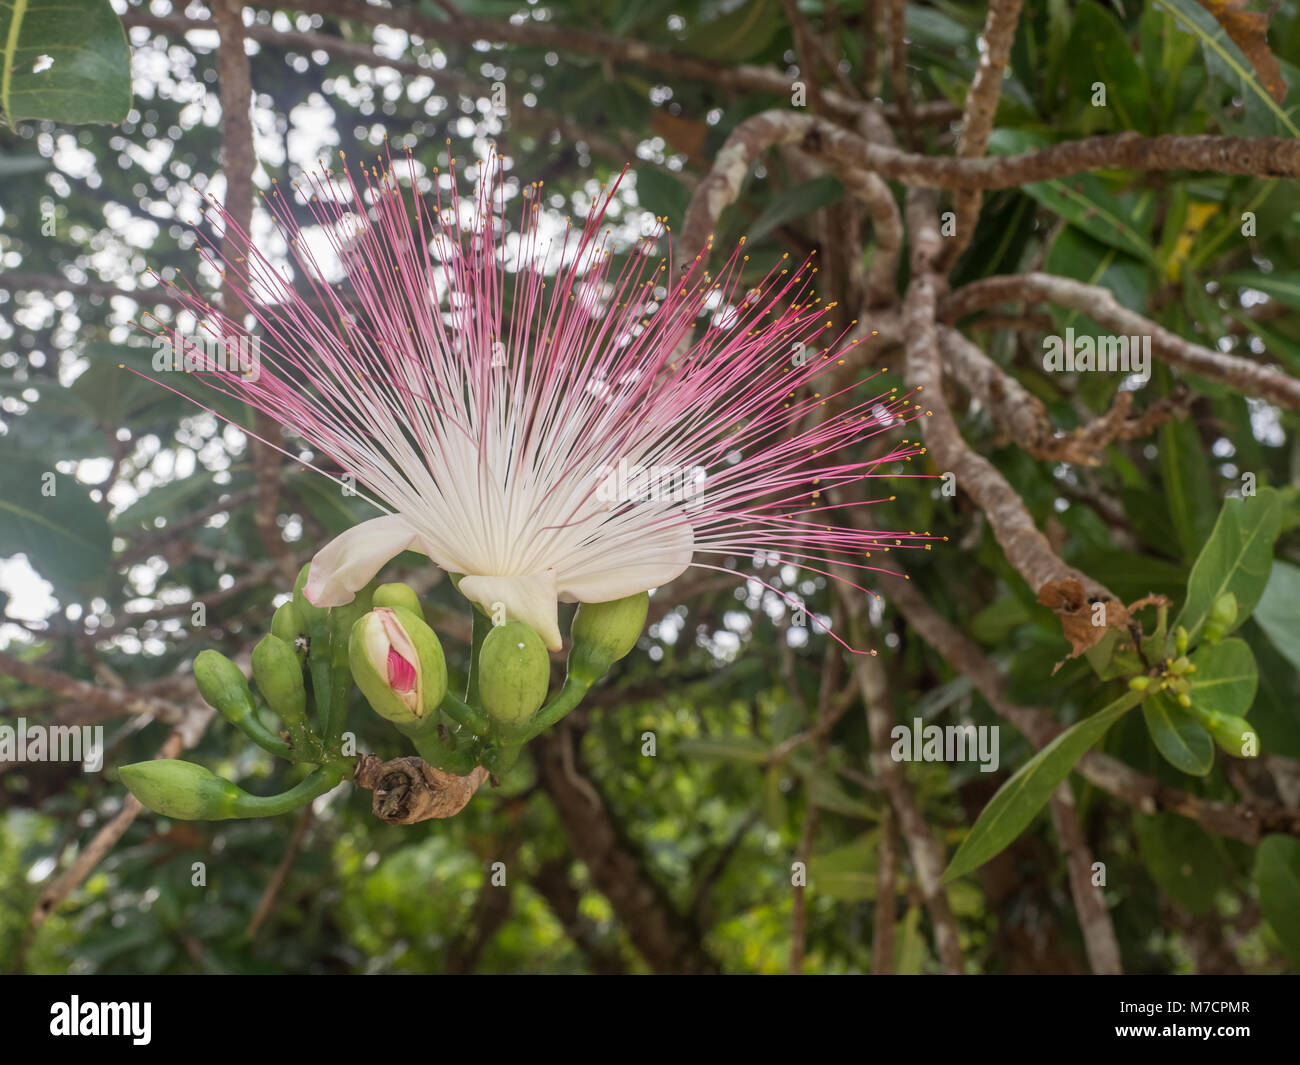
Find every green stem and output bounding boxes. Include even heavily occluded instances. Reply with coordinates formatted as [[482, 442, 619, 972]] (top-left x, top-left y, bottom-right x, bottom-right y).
[[231, 693, 295, 761], [228, 766, 343, 818], [395, 710, 478, 774], [525, 675, 592, 740], [305, 614, 334, 739], [441, 691, 491, 736]]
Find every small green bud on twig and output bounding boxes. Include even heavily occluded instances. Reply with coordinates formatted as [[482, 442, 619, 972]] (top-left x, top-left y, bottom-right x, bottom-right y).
[[194, 650, 291, 758], [568, 592, 650, 686]]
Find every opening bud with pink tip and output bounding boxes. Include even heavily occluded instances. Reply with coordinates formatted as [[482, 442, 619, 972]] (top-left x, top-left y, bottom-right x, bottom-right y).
[[349, 606, 447, 724]]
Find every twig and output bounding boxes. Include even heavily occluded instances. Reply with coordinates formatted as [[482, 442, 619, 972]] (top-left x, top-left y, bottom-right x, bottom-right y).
[[872, 807, 899, 973], [0, 652, 187, 725], [944, 0, 1026, 266], [852, 639, 965, 973], [780, 0, 825, 114], [1048, 783, 1123, 974], [883, 574, 1300, 844], [942, 273, 1300, 410], [246, 806, 314, 938]]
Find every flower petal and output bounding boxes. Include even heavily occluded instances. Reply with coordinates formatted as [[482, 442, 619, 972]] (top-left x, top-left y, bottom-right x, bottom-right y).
[[557, 519, 694, 604], [304, 514, 425, 606], [458, 571, 563, 651]]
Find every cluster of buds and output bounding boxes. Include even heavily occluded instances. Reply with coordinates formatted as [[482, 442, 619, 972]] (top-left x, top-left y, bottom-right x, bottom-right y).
[[348, 582, 650, 777], [118, 560, 654, 820], [1127, 593, 1258, 760], [1129, 648, 1198, 707]]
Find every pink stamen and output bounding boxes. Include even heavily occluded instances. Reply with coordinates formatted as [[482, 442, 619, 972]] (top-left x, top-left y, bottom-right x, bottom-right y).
[[131, 144, 941, 654], [386, 647, 417, 693]]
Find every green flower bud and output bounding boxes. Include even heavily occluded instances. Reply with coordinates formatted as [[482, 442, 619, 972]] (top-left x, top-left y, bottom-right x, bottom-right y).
[[121, 761, 343, 821], [120, 759, 245, 820], [252, 635, 309, 735], [293, 562, 328, 625], [1177, 692, 1192, 708], [479, 620, 550, 726], [1203, 592, 1239, 643], [194, 650, 291, 757], [1190, 706, 1259, 758], [1171, 655, 1192, 675], [349, 606, 447, 723], [1128, 675, 1151, 691], [271, 601, 308, 662], [1175, 625, 1189, 656], [373, 582, 423, 616], [568, 592, 649, 685]]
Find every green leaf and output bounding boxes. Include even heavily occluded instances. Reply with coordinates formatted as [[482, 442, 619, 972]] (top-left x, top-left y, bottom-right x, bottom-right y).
[[0, 456, 112, 587], [682, 0, 782, 62], [1060, 1, 1151, 132], [1254, 836, 1300, 964], [677, 736, 772, 764], [1175, 487, 1282, 641], [1153, 0, 1300, 137], [1250, 627, 1300, 758], [806, 775, 876, 820], [1142, 693, 1215, 775], [1022, 174, 1158, 266], [1045, 227, 1150, 318], [1188, 637, 1258, 717], [1159, 415, 1217, 561], [0, 0, 132, 127], [633, 166, 692, 225], [941, 690, 1143, 883], [745, 175, 844, 245], [1254, 560, 1300, 673], [808, 833, 879, 901], [1218, 271, 1300, 312], [1133, 813, 1224, 914]]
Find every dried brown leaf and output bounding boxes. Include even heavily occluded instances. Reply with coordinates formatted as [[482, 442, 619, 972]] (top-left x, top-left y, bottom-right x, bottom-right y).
[[1199, 0, 1289, 104]]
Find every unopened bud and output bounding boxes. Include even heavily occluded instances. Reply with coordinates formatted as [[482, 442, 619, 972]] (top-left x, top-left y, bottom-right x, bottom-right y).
[[1175, 625, 1189, 656], [1190, 706, 1259, 758], [373, 582, 423, 615], [120, 759, 245, 820], [1203, 592, 1239, 643], [1128, 675, 1151, 691], [569, 592, 649, 685], [349, 606, 447, 723], [271, 601, 308, 662], [293, 562, 327, 625], [252, 635, 309, 735], [194, 650, 290, 757], [479, 620, 550, 727]]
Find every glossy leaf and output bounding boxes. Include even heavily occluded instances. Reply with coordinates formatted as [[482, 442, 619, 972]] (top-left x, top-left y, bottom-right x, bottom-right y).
[[0, 456, 112, 587], [0, 0, 132, 127], [1175, 487, 1282, 642], [1142, 693, 1214, 775], [942, 690, 1143, 883], [1254, 560, 1300, 673], [1254, 836, 1300, 963], [1188, 637, 1258, 717]]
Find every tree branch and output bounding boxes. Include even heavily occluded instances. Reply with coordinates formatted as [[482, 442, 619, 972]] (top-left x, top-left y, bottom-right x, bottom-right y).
[[532, 725, 716, 973], [942, 273, 1300, 410]]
